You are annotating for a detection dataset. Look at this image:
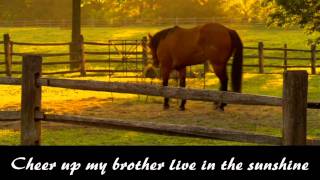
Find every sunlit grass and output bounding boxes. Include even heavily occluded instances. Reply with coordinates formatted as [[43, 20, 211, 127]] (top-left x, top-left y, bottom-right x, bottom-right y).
[[0, 129, 18, 138]]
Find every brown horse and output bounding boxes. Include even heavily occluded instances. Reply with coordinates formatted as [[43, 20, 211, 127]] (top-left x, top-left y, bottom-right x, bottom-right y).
[[148, 23, 243, 111]]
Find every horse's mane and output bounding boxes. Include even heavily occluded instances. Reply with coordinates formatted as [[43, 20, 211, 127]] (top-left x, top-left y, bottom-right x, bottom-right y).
[[150, 26, 178, 54]]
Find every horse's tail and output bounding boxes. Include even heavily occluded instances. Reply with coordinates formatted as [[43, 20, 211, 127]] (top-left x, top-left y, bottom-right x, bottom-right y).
[[229, 30, 243, 93]]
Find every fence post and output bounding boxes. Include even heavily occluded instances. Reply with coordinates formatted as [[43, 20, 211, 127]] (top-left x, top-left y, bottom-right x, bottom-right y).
[[283, 44, 288, 71], [69, 42, 81, 71], [70, 0, 81, 71], [3, 34, 12, 77], [21, 55, 42, 145], [311, 44, 316, 75], [282, 71, 308, 145], [142, 36, 148, 66], [204, 61, 210, 73], [79, 34, 86, 76], [175, 17, 179, 26], [258, 42, 264, 74]]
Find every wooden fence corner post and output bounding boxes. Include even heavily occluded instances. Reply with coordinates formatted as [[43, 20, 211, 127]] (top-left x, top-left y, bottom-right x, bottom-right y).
[[258, 42, 264, 74], [3, 34, 12, 77], [21, 55, 42, 146], [80, 34, 86, 76], [283, 44, 288, 72], [282, 71, 308, 145], [142, 36, 148, 66], [311, 44, 316, 75]]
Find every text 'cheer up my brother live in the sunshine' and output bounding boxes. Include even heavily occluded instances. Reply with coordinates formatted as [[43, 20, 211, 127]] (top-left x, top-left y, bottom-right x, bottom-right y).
[[11, 157, 309, 175]]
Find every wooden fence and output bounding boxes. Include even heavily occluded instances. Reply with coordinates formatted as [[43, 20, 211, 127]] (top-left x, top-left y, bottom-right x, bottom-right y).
[[0, 55, 319, 146], [0, 34, 148, 77], [0, 17, 258, 27], [242, 43, 319, 74], [0, 34, 319, 78]]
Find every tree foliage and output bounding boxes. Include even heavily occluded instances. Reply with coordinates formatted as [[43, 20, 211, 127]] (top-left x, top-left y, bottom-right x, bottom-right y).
[[0, 0, 260, 22], [0, 0, 71, 20], [0, 0, 293, 25], [266, 0, 320, 44], [221, 0, 265, 22]]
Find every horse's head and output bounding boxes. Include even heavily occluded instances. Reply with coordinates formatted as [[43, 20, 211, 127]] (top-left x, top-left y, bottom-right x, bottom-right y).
[[148, 33, 160, 68]]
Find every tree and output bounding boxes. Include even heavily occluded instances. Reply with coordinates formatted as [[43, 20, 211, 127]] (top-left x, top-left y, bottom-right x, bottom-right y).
[[221, 0, 265, 22], [266, 0, 320, 44], [26, 0, 71, 20], [142, 0, 223, 19], [0, 0, 28, 20], [82, 0, 111, 20], [80, 0, 225, 23]]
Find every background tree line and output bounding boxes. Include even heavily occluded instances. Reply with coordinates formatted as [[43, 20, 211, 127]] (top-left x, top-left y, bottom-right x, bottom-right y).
[[0, 0, 270, 22], [0, 0, 318, 43]]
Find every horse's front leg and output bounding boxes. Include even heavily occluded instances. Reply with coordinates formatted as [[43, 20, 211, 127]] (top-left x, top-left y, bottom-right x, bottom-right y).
[[178, 67, 187, 111], [162, 68, 171, 110], [213, 65, 228, 111]]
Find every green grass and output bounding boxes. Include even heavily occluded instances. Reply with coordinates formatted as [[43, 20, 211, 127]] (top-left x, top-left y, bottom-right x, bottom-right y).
[[0, 123, 254, 146], [0, 24, 319, 146]]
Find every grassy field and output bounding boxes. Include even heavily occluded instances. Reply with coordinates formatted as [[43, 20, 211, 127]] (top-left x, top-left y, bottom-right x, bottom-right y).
[[0, 23, 319, 74], [0, 24, 319, 145]]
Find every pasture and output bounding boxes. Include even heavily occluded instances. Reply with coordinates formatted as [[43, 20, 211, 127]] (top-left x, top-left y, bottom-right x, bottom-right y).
[[0, 24, 319, 75], [0, 24, 319, 145]]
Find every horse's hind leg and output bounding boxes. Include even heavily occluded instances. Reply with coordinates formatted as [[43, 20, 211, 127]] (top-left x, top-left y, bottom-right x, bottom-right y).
[[162, 68, 171, 110], [213, 64, 228, 111], [178, 67, 187, 111]]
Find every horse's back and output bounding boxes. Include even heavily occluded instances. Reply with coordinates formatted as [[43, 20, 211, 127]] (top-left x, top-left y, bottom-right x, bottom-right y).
[[157, 26, 202, 66], [199, 23, 232, 49], [199, 23, 233, 62], [157, 23, 233, 68], [167, 23, 232, 51], [164, 25, 201, 47]]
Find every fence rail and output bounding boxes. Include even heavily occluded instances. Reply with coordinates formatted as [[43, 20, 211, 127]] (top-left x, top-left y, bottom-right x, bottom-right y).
[[84, 51, 142, 55], [1, 33, 319, 78], [0, 77, 22, 85], [0, 111, 21, 121], [12, 42, 71, 46], [2, 76, 318, 109], [44, 114, 283, 145], [0, 56, 319, 146], [42, 61, 81, 65], [1, 110, 319, 145], [0, 110, 284, 145], [12, 52, 71, 57], [84, 42, 141, 46], [0, 111, 43, 121], [0, 17, 258, 27], [42, 70, 81, 75], [38, 78, 283, 106], [86, 59, 144, 64]]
